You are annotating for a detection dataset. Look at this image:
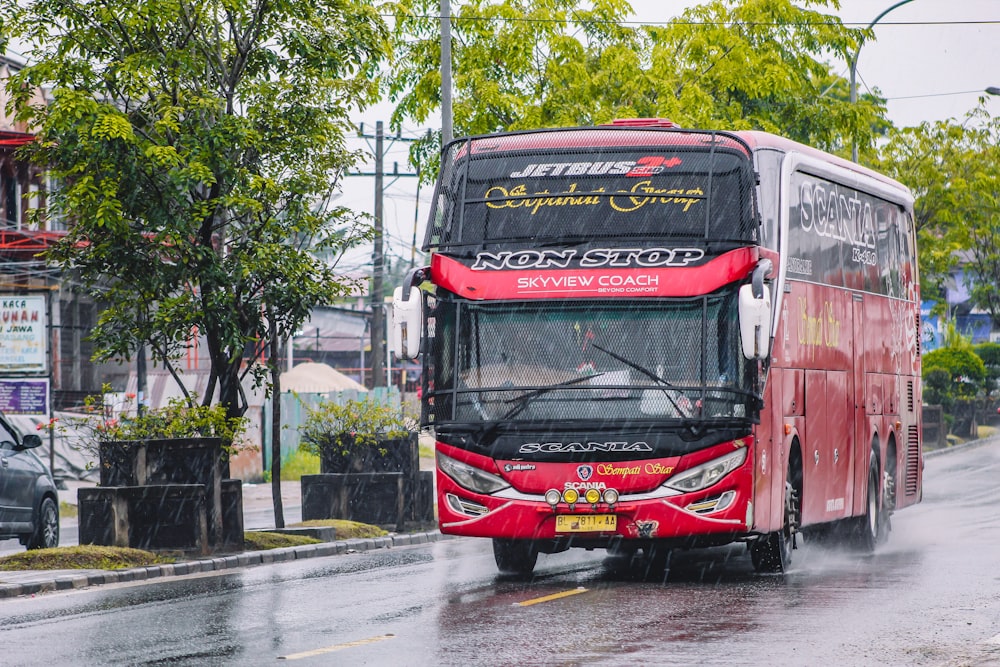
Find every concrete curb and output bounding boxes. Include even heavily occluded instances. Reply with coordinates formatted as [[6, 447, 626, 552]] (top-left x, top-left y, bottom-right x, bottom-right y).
[[0, 530, 449, 600], [923, 434, 1000, 458]]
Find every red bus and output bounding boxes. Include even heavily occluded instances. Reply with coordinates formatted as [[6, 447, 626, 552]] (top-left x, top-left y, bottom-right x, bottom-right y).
[[392, 119, 922, 574]]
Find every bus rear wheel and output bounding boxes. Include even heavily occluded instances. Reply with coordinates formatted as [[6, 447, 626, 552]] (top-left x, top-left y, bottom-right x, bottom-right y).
[[492, 538, 538, 575]]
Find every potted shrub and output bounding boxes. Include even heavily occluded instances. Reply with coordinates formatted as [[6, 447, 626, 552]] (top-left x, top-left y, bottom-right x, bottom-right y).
[[298, 397, 416, 475], [297, 397, 420, 528], [58, 387, 248, 552], [59, 389, 247, 486]]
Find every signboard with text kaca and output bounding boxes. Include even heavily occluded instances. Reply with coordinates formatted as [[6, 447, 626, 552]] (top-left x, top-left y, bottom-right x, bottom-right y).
[[0, 296, 48, 374]]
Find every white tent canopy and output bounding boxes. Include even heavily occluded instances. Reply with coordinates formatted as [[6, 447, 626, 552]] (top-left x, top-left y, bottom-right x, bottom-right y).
[[279, 362, 367, 394]]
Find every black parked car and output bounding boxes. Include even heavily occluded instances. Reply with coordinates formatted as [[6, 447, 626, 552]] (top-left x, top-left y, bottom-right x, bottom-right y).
[[0, 413, 59, 550]]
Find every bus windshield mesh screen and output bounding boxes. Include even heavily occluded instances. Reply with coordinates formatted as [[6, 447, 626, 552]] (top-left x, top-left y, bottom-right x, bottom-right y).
[[427, 142, 756, 252]]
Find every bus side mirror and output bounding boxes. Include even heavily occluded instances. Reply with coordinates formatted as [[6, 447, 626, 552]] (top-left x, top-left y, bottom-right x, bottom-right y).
[[739, 260, 773, 360], [392, 285, 422, 360]]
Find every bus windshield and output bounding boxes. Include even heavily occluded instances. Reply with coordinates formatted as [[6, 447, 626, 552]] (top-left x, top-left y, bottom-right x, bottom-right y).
[[427, 136, 758, 254], [430, 288, 754, 426]]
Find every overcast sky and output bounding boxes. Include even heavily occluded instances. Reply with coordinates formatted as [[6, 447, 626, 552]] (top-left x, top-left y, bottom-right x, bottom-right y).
[[625, 0, 1000, 128], [346, 0, 1000, 274]]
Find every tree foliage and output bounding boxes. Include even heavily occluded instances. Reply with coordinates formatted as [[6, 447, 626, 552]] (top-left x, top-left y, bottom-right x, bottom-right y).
[[875, 104, 1000, 317], [922, 347, 986, 400], [1, 0, 390, 418], [388, 0, 887, 175]]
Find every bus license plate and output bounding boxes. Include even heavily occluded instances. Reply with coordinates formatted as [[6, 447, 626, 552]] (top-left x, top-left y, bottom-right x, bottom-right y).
[[555, 514, 617, 533]]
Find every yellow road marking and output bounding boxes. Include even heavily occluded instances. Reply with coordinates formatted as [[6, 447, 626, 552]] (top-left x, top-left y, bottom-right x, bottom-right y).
[[515, 587, 588, 607], [278, 634, 395, 660]]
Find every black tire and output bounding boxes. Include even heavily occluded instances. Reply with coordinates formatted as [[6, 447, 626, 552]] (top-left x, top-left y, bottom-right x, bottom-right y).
[[751, 481, 798, 573], [880, 453, 896, 543], [27, 496, 59, 550], [492, 538, 538, 575], [851, 456, 881, 552], [605, 540, 638, 560]]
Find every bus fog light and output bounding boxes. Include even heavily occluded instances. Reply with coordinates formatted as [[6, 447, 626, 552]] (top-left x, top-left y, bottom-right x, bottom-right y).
[[562, 488, 579, 504], [585, 488, 602, 505], [545, 489, 562, 506], [603, 488, 619, 505]]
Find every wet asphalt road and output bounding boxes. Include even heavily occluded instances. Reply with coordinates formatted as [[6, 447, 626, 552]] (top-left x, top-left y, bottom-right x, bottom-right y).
[[1, 442, 1000, 666]]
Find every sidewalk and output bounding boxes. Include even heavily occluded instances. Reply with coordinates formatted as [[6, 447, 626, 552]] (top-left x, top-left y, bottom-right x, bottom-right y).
[[0, 478, 445, 600], [0, 531, 447, 599]]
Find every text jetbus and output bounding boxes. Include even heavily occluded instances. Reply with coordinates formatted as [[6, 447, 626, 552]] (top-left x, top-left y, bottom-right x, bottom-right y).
[[393, 119, 922, 574]]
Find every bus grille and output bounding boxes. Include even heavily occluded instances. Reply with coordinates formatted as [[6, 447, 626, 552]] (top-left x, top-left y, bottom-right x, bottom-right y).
[[905, 425, 920, 496]]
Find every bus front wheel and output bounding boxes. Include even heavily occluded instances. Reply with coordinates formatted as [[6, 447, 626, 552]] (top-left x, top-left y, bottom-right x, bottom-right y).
[[493, 538, 538, 575], [751, 481, 799, 573], [851, 455, 881, 552]]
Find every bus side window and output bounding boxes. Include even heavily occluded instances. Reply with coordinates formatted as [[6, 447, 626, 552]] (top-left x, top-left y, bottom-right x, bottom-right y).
[[755, 150, 782, 251]]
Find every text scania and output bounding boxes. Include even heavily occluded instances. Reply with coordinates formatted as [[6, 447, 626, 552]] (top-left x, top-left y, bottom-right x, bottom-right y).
[[797, 178, 878, 250], [518, 441, 653, 453], [472, 247, 705, 271]]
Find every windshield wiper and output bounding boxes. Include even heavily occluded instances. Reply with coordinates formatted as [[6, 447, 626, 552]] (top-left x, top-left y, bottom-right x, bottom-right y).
[[498, 372, 605, 422], [590, 342, 692, 418]]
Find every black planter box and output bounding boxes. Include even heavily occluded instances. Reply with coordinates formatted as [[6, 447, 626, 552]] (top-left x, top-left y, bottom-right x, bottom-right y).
[[78, 485, 209, 555], [301, 473, 405, 531], [221, 479, 245, 552], [318, 434, 419, 478], [98, 438, 225, 546]]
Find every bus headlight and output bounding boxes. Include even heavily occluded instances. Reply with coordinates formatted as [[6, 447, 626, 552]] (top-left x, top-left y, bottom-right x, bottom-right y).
[[664, 448, 747, 493], [438, 453, 510, 494]]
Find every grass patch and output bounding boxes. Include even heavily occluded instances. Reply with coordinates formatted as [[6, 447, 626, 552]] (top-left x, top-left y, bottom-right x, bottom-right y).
[[977, 425, 997, 440], [0, 545, 171, 571], [59, 501, 78, 519], [279, 450, 320, 481], [243, 531, 321, 550], [261, 450, 321, 483], [291, 519, 388, 539]]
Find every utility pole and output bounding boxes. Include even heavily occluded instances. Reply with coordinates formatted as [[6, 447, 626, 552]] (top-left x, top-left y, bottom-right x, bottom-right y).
[[441, 0, 453, 145], [373, 122, 385, 388], [354, 122, 420, 388]]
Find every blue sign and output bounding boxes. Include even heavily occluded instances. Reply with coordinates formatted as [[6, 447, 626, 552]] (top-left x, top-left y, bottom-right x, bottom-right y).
[[0, 378, 50, 416]]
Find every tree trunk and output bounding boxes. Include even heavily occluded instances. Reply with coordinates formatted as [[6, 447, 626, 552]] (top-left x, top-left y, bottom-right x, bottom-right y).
[[269, 315, 285, 529]]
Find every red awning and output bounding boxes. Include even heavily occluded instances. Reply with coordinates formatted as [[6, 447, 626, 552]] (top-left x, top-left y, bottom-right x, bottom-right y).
[[0, 130, 35, 147], [0, 229, 66, 261]]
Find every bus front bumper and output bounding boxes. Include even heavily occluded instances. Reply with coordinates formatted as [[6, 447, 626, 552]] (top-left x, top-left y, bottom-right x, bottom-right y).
[[436, 470, 754, 544]]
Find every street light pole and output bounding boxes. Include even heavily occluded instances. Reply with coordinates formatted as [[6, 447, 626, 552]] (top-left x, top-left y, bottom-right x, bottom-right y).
[[987, 87, 1000, 96], [440, 0, 453, 146], [850, 0, 917, 163]]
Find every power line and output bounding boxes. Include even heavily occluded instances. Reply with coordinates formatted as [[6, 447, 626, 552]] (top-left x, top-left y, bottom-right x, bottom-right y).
[[388, 13, 1000, 28], [887, 89, 998, 101]]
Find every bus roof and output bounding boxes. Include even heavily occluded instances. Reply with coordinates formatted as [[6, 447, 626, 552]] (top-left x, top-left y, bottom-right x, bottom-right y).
[[457, 126, 752, 157], [732, 130, 912, 197], [449, 124, 912, 201]]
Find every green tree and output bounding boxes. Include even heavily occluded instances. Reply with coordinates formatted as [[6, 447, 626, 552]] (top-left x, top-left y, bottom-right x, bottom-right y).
[[874, 105, 1000, 312], [923, 337, 988, 438], [389, 0, 885, 174], [2, 0, 389, 420], [641, 0, 886, 154], [973, 342, 1000, 398]]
